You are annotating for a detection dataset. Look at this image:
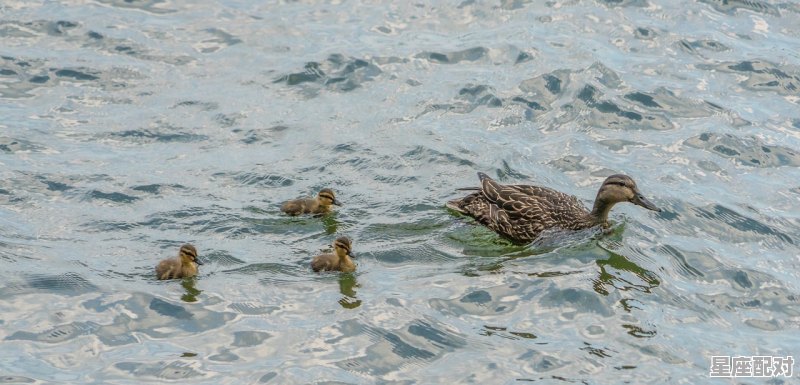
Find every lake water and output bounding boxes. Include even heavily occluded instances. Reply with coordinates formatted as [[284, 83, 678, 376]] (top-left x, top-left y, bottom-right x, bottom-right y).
[[1, 1, 800, 384]]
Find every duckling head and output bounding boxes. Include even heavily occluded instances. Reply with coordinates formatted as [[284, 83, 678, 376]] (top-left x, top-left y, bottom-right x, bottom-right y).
[[179, 244, 203, 266], [595, 174, 660, 212], [333, 236, 355, 258], [318, 188, 341, 206]]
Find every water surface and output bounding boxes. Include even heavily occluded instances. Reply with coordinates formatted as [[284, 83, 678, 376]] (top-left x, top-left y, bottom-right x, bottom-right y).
[[1, 1, 800, 384]]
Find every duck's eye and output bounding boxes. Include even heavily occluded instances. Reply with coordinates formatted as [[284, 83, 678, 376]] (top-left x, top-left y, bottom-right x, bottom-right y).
[[605, 181, 626, 187]]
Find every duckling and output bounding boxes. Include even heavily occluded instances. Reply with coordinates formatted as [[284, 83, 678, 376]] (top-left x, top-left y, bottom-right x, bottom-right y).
[[156, 244, 203, 280], [311, 236, 356, 273], [281, 188, 341, 216], [447, 173, 661, 244]]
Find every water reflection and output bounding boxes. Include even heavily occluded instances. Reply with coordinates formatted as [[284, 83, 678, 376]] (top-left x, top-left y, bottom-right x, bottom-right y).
[[338, 273, 361, 309], [320, 212, 339, 235], [180, 277, 201, 303], [457, 227, 606, 276], [593, 248, 660, 296]]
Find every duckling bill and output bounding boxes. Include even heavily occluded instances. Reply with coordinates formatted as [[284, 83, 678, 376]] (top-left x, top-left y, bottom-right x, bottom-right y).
[[447, 173, 661, 244], [311, 236, 356, 273], [156, 244, 203, 280], [281, 188, 340, 216]]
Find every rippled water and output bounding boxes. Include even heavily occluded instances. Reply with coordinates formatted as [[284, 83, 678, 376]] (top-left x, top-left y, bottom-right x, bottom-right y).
[[2, 1, 800, 383]]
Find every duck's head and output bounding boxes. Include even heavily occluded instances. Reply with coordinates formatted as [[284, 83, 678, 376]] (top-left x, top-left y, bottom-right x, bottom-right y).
[[318, 188, 341, 206], [179, 244, 203, 266], [596, 174, 660, 212], [333, 236, 355, 258]]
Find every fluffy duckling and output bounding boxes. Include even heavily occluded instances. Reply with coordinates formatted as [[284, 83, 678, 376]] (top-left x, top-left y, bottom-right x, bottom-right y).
[[311, 236, 356, 273], [156, 244, 203, 280], [447, 173, 661, 243], [281, 188, 341, 216]]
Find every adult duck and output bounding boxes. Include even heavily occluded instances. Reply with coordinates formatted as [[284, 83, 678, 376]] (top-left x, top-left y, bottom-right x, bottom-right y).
[[446, 173, 660, 243]]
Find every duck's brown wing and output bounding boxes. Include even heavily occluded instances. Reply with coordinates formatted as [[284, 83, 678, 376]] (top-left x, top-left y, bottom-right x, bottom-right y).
[[477, 173, 591, 239], [480, 173, 549, 214], [508, 184, 587, 220], [485, 202, 543, 242], [480, 173, 585, 215], [446, 176, 539, 242]]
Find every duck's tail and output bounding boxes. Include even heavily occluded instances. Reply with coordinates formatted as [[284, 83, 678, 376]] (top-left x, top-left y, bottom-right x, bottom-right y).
[[448, 172, 492, 213], [445, 198, 467, 214], [477, 172, 492, 181]]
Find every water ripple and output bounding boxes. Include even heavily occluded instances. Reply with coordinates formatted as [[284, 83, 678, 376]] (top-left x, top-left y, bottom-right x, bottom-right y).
[[6, 321, 99, 344], [685, 132, 800, 168], [3, 0, 800, 383], [415, 47, 489, 64], [699, 0, 780, 16], [92, 0, 177, 14], [274, 54, 384, 95], [113, 361, 205, 380], [332, 318, 465, 376], [700, 60, 800, 96], [2, 272, 97, 297]]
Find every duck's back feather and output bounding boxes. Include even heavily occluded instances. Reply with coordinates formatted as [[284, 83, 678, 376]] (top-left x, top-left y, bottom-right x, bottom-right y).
[[448, 173, 593, 243]]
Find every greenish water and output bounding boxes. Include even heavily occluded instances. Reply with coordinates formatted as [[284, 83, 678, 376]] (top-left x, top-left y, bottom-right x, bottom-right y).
[[1, 1, 800, 384]]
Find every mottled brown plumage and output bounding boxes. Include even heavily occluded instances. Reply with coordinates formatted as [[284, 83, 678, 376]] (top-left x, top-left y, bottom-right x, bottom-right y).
[[311, 236, 356, 273], [155, 244, 203, 280], [281, 188, 341, 216], [447, 173, 661, 243]]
